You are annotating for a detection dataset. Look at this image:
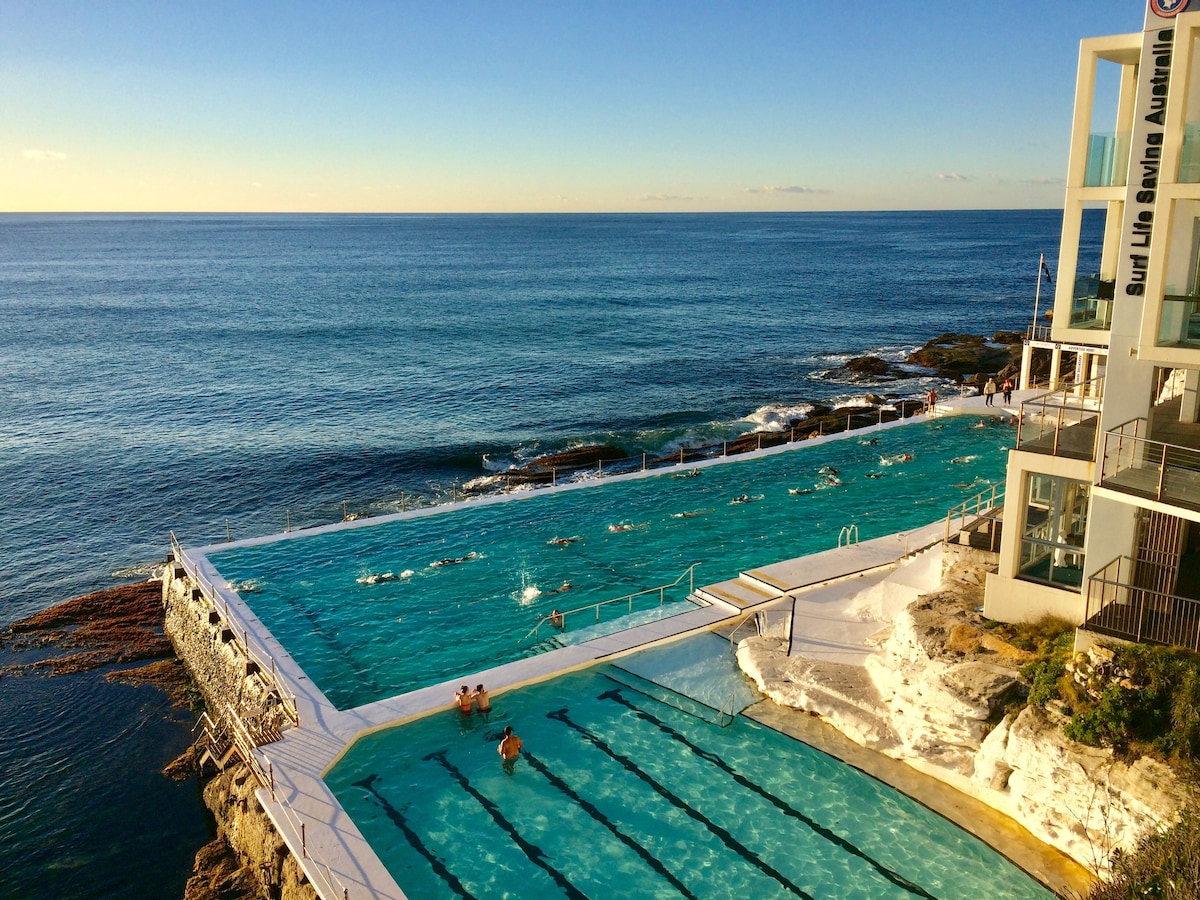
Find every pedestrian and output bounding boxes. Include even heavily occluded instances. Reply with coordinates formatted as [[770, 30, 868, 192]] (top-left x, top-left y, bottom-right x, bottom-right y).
[[1002, 378, 1013, 405], [926, 388, 938, 414], [983, 377, 997, 407]]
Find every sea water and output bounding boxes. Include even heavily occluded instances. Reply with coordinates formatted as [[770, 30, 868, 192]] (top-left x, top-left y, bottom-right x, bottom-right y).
[[0, 211, 1098, 899]]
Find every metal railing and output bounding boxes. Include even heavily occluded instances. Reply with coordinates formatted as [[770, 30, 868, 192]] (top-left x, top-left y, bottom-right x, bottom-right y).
[[944, 481, 1006, 546], [1097, 419, 1200, 511], [837, 524, 859, 548], [1084, 555, 1200, 652], [524, 563, 701, 642], [195, 707, 351, 899], [1015, 376, 1104, 460], [170, 531, 300, 726]]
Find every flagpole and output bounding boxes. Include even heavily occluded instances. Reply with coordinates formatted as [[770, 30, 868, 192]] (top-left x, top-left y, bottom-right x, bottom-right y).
[[1032, 253, 1044, 335]]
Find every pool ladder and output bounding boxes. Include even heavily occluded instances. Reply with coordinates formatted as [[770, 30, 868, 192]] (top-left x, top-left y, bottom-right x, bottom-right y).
[[837, 524, 859, 548]]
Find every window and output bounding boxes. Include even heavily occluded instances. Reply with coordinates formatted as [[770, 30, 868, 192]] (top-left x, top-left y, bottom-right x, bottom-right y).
[[1018, 473, 1089, 590]]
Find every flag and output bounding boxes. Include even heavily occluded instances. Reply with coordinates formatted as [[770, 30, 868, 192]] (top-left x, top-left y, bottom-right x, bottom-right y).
[[1040, 255, 1054, 285]]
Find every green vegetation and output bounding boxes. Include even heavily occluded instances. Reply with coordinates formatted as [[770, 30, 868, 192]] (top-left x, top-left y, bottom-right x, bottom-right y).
[[1087, 806, 1200, 900]]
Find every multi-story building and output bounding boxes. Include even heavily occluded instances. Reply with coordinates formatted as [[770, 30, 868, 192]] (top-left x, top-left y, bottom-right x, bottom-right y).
[[984, 0, 1200, 652]]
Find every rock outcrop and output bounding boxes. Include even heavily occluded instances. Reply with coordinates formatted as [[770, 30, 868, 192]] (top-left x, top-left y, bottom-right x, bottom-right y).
[[738, 548, 1187, 877]]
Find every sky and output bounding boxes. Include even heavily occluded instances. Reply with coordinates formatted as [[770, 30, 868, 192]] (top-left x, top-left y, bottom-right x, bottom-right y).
[[0, 1, 1151, 213]]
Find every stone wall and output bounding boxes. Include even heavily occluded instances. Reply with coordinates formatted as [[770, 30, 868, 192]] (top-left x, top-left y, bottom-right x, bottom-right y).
[[161, 564, 292, 736], [162, 565, 315, 899]]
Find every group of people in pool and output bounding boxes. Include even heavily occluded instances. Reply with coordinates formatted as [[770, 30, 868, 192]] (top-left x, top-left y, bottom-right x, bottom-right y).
[[454, 684, 525, 771]]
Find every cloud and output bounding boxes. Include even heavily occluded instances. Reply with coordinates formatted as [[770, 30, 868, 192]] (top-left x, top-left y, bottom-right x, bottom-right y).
[[936, 172, 969, 182], [746, 184, 826, 195], [23, 148, 67, 161], [1016, 175, 1066, 186], [250, 181, 263, 189], [640, 193, 693, 202]]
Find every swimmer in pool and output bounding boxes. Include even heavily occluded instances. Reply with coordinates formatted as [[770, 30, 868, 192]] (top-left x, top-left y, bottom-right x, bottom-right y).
[[549, 581, 573, 595], [547, 536, 580, 546], [472, 684, 491, 714], [454, 685, 473, 715], [498, 725, 524, 772], [550, 609, 564, 628]]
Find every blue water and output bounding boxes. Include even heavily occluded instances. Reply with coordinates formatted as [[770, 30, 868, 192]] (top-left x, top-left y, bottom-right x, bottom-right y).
[[325, 636, 1052, 899], [209, 415, 1009, 709], [0, 210, 1097, 899]]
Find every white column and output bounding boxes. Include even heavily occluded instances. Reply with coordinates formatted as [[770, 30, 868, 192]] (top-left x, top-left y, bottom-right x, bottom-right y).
[[1182, 369, 1200, 424], [1019, 342, 1033, 390], [1048, 346, 1062, 390]]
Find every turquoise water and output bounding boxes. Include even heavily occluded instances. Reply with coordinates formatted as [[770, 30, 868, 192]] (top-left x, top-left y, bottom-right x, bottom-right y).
[[325, 635, 1050, 899], [209, 416, 1011, 709]]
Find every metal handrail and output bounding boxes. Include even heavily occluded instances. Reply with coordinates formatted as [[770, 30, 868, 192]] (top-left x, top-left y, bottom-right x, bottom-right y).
[[1084, 555, 1200, 652], [1098, 420, 1200, 507], [727, 610, 762, 654], [524, 563, 701, 642], [170, 532, 300, 726], [837, 524, 859, 548], [195, 707, 351, 899], [1015, 376, 1104, 457], [944, 481, 1005, 544]]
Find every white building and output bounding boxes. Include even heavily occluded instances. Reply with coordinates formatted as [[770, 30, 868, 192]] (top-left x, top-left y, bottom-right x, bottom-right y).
[[984, 0, 1200, 652]]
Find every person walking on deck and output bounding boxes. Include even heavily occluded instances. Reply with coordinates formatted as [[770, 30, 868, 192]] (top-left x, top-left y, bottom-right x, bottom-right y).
[[983, 377, 997, 407]]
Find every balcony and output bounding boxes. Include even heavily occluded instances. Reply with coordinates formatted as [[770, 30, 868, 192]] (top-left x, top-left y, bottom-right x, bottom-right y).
[[1083, 555, 1200, 652], [1157, 294, 1200, 349], [1069, 273, 1114, 331], [1084, 132, 1129, 187], [1015, 377, 1104, 461], [1098, 413, 1200, 514]]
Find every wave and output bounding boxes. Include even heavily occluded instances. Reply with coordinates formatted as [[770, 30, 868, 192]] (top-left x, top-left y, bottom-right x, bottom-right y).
[[110, 562, 163, 580], [742, 402, 815, 431]]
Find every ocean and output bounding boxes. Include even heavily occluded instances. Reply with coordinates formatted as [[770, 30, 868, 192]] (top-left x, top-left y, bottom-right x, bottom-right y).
[[0, 210, 1096, 897]]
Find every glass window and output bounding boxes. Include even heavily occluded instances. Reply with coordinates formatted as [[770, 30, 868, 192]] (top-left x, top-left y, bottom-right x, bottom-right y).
[[1018, 473, 1089, 590]]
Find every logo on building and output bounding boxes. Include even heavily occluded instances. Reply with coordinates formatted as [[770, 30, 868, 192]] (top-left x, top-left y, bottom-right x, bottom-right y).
[[1151, 0, 1190, 18]]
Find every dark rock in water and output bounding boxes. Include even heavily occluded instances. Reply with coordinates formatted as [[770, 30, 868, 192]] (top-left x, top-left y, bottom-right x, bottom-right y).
[[992, 330, 1024, 345], [864, 393, 888, 405], [906, 333, 1018, 379], [525, 444, 627, 472], [826, 355, 906, 382]]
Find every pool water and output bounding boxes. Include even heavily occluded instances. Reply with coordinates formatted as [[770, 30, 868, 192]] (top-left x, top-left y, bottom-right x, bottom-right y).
[[324, 635, 1050, 899], [208, 416, 1011, 709]]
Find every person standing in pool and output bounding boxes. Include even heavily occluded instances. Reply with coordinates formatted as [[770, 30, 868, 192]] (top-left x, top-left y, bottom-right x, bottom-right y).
[[472, 684, 491, 714], [498, 725, 523, 772], [454, 685, 473, 715]]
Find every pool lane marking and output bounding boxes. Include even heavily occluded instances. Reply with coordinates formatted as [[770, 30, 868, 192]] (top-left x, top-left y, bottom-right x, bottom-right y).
[[546, 707, 816, 900], [520, 750, 699, 900], [424, 750, 588, 900], [599, 688, 939, 900], [351, 773, 480, 900]]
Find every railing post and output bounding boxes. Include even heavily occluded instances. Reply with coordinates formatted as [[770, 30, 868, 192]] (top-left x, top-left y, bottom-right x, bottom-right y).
[[301, 822, 307, 859], [642, 452, 646, 471], [285, 509, 291, 532], [1158, 443, 1168, 501]]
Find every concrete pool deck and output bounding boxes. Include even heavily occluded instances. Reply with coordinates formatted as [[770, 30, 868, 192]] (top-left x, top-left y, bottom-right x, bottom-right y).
[[178, 390, 1068, 900]]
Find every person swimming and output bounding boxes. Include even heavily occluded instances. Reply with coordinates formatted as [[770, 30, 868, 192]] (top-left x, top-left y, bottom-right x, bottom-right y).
[[548, 581, 572, 595], [549, 609, 564, 628], [498, 725, 524, 772], [547, 536, 581, 546], [432, 551, 479, 568]]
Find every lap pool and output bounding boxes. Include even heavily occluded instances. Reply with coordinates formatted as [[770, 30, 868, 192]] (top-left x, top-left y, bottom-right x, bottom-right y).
[[205, 416, 1011, 710], [323, 634, 1050, 899]]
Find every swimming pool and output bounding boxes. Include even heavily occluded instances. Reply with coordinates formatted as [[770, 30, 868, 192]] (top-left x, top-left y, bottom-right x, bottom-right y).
[[323, 634, 1050, 899], [207, 416, 1011, 709]]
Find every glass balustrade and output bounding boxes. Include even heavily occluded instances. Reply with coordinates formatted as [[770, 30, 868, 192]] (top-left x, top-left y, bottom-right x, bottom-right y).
[[1084, 132, 1129, 187]]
